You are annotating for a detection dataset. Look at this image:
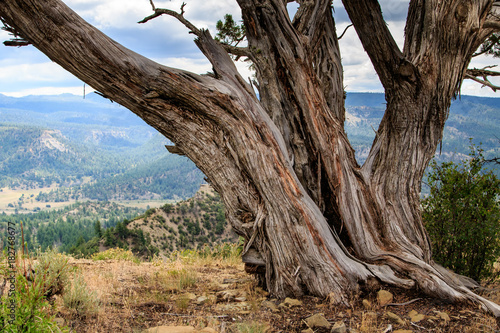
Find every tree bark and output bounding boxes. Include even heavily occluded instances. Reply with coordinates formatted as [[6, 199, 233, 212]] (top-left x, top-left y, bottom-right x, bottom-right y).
[[1, 0, 500, 316]]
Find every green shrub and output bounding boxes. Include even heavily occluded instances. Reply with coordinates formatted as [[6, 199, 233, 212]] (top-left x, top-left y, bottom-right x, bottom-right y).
[[63, 272, 99, 317], [0, 249, 70, 332], [91, 248, 139, 263], [423, 144, 500, 281]]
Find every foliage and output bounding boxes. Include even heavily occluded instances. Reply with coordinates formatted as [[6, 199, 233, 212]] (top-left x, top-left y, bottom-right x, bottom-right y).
[[63, 272, 100, 317], [215, 14, 245, 47], [0, 249, 70, 332], [91, 248, 140, 263], [423, 143, 500, 281], [0, 202, 144, 253], [478, 33, 500, 58]]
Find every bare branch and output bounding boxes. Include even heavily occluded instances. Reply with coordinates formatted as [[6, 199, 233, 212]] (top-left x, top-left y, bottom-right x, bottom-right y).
[[338, 24, 353, 40], [138, 3, 201, 37], [465, 66, 500, 92], [139, 3, 250, 59], [1, 17, 30, 46], [342, 0, 409, 89]]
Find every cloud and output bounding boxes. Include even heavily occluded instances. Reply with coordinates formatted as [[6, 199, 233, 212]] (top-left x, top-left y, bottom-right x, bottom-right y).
[[0, 0, 498, 98], [1, 86, 90, 98]]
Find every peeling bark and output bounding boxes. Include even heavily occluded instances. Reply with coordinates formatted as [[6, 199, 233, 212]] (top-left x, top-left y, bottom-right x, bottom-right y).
[[1, 0, 500, 316]]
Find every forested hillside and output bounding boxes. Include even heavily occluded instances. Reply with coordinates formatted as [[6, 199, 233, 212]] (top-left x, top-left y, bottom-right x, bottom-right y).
[[0, 201, 144, 253], [0, 184, 235, 259], [0, 92, 498, 216], [345, 93, 500, 165]]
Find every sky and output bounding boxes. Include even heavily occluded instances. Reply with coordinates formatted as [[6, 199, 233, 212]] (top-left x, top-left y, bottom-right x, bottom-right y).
[[0, 0, 498, 97]]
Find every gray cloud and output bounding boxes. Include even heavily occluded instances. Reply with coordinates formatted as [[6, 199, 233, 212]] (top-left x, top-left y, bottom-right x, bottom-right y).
[[0, 0, 497, 97]]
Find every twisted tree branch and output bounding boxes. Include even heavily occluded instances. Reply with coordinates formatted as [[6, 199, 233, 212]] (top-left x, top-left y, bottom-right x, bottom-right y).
[[466, 66, 500, 92]]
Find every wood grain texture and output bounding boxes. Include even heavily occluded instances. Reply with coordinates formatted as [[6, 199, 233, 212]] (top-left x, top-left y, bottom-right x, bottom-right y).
[[2, 0, 500, 316]]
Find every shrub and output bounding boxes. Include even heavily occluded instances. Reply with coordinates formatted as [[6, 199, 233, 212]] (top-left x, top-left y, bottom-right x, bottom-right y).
[[91, 248, 139, 263], [0, 249, 70, 332], [63, 272, 99, 317], [423, 144, 500, 281]]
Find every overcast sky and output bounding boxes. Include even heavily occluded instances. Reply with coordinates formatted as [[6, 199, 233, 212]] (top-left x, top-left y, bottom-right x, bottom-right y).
[[0, 0, 498, 97]]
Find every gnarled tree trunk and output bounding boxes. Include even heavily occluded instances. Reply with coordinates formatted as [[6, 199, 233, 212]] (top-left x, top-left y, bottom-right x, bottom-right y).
[[1, 0, 500, 315]]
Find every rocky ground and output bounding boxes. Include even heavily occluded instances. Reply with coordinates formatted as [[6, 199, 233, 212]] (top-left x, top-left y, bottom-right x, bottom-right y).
[[54, 252, 500, 333]]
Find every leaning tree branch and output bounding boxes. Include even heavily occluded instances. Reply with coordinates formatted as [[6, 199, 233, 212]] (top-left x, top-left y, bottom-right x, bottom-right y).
[[341, 0, 411, 89], [484, 2, 500, 30], [466, 66, 500, 92]]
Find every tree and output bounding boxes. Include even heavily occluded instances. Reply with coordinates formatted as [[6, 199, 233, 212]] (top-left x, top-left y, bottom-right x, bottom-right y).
[[94, 221, 102, 239], [423, 144, 500, 282], [1, 0, 500, 315]]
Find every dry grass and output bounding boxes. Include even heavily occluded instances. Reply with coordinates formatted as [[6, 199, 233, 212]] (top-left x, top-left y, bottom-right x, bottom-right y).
[[9, 244, 499, 333]]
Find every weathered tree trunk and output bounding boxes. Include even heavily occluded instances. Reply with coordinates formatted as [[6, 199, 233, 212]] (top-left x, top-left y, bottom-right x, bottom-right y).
[[1, 0, 500, 316]]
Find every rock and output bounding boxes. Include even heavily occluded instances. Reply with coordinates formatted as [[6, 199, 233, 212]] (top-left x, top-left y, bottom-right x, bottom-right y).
[[385, 311, 405, 325], [196, 296, 209, 305], [261, 300, 278, 312], [305, 313, 331, 329], [408, 310, 425, 322], [331, 321, 347, 333], [279, 297, 303, 308], [142, 326, 195, 333], [377, 290, 393, 306], [362, 299, 372, 309], [436, 311, 450, 322]]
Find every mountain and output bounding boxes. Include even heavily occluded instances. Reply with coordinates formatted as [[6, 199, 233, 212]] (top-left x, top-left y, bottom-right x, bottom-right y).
[[344, 93, 500, 165], [0, 92, 498, 211], [0, 93, 205, 210]]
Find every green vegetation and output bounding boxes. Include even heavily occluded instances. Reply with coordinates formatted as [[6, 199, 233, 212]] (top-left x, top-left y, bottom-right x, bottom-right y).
[[63, 272, 100, 317], [423, 143, 500, 281], [0, 249, 71, 332], [0, 202, 144, 254]]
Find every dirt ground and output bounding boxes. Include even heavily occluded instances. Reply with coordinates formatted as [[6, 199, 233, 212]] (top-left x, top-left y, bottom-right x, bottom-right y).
[[52, 254, 500, 333]]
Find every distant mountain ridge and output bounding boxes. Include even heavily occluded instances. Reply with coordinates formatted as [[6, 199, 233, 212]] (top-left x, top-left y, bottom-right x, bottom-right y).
[[0, 92, 498, 201], [344, 93, 500, 165]]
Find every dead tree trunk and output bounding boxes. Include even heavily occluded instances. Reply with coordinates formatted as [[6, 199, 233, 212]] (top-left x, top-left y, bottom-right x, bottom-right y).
[[1, 0, 500, 315]]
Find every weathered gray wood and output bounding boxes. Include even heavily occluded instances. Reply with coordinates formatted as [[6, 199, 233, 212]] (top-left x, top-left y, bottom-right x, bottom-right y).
[[1, 0, 500, 316]]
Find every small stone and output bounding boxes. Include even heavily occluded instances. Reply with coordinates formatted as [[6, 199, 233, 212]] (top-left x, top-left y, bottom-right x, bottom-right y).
[[305, 313, 331, 329], [408, 310, 425, 322], [362, 299, 372, 309], [436, 311, 450, 322], [385, 311, 405, 325], [377, 290, 393, 306], [261, 300, 278, 312], [331, 321, 347, 333], [279, 297, 303, 308], [196, 296, 209, 305], [234, 296, 247, 302]]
